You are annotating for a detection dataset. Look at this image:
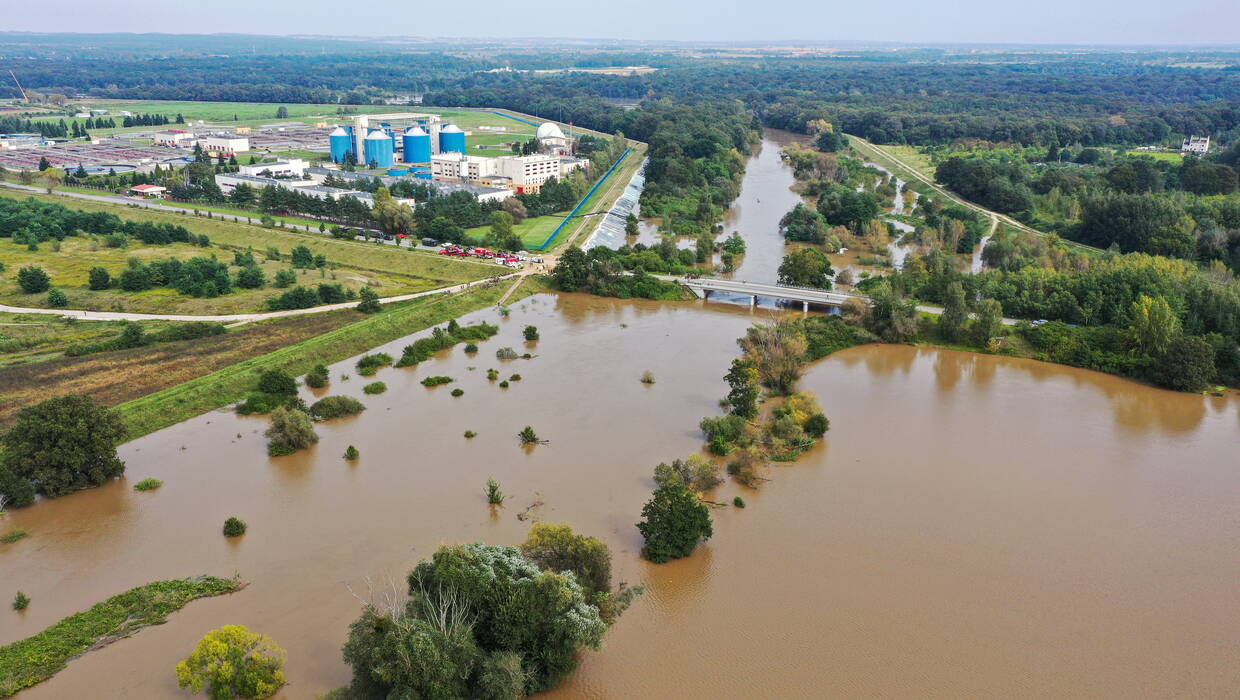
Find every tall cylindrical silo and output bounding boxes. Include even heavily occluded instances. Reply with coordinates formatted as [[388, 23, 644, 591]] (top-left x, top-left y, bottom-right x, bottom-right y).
[[364, 130, 394, 168], [329, 126, 352, 164], [439, 124, 465, 154], [402, 126, 431, 164]]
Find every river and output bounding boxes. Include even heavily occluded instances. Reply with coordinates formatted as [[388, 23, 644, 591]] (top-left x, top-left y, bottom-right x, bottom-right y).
[[3, 133, 1239, 699]]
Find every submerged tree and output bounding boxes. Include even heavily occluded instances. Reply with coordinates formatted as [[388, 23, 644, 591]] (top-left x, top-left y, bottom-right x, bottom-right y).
[[264, 406, 318, 456], [636, 479, 713, 564], [1, 394, 125, 498], [175, 625, 286, 699]]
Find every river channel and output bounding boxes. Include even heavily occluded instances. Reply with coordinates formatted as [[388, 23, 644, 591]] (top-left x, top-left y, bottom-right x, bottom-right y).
[[2, 132, 1238, 699]]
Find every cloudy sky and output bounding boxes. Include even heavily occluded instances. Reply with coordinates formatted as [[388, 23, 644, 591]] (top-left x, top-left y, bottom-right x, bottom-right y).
[[3, 0, 1237, 45]]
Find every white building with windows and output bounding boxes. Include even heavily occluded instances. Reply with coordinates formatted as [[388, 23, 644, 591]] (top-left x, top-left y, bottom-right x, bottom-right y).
[[152, 130, 196, 147], [1182, 135, 1210, 155], [201, 134, 249, 154], [238, 159, 308, 178]]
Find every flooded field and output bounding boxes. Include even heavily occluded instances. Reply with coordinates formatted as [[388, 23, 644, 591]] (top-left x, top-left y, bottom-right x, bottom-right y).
[[4, 293, 1238, 698]]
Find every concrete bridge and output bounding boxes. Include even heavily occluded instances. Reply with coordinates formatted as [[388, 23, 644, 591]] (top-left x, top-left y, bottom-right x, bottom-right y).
[[671, 277, 862, 311]]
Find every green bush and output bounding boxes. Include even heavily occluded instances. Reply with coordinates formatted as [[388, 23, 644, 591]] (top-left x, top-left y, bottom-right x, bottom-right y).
[[485, 478, 504, 504], [304, 364, 329, 389], [133, 478, 163, 491], [499, 380, 509, 388], [523, 325, 539, 341], [0, 466, 36, 508], [487, 369, 499, 381], [13, 592, 30, 610], [451, 388, 464, 397], [509, 374, 522, 381], [362, 382, 387, 395], [495, 346, 518, 360], [464, 430, 477, 439], [464, 343, 479, 353], [344, 445, 359, 460], [356, 353, 393, 376], [396, 321, 499, 367], [256, 369, 297, 396], [420, 376, 453, 387], [46, 288, 68, 307], [803, 413, 830, 438], [733, 496, 746, 508], [222, 517, 247, 537], [2, 528, 31, 544], [236, 392, 303, 416], [309, 396, 366, 420], [518, 426, 539, 443], [1, 394, 125, 499], [16, 266, 50, 294], [264, 406, 318, 456]]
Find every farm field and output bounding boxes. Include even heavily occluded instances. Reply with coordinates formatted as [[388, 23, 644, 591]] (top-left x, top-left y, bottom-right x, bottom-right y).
[[0, 189, 498, 313]]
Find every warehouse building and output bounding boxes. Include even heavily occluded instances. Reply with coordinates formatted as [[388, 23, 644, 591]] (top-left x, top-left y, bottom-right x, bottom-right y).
[[152, 130, 196, 147], [201, 134, 249, 155]]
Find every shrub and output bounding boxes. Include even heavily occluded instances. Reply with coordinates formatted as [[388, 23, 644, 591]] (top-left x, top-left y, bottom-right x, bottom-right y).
[[362, 381, 387, 395], [486, 478, 504, 504], [496, 346, 518, 360], [176, 625, 285, 699], [2, 528, 31, 544], [264, 406, 318, 456], [46, 288, 69, 307], [420, 376, 453, 387], [451, 388, 464, 397], [733, 496, 746, 507], [487, 369, 499, 381], [464, 430, 477, 438], [499, 380, 509, 388], [273, 268, 296, 288], [464, 343, 479, 353], [1155, 336, 1216, 392], [356, 286, 381, 314], [304, 364, 329, 388], [356, 353, 392, 376], [654, 455, 723, 492], [0, 465, 37, 508], [509, 373, 521, 381], [640, 370, 655, 384], [523, 325, 540, 341], [133, 478, 163, 491], [88, 267, 111, 290], [256, 369, 297, 396], [236, 392, 302, 416], [16, 266, 50, 293], [309, 396, 366, 420], [518, 426, 539, 443], [222, 517, 247, 537], [803, 413, 830, 438], [13, 592, 30, 610], [344, 445, 359, 460], [1, 394, 125, 498]]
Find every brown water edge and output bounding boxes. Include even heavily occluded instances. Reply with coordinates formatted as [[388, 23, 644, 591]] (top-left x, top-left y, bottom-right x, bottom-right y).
[[3, 294, 1239, 699]]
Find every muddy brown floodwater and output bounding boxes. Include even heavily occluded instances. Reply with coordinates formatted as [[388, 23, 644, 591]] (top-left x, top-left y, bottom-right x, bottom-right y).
[[3, 293, 1239, 699]]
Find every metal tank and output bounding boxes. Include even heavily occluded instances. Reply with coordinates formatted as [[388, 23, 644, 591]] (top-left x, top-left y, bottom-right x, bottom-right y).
[[329, 126, 352, 164], [438, 124, 465, 154], [402, 126, 432, 164], [364, 129, 395, 168]]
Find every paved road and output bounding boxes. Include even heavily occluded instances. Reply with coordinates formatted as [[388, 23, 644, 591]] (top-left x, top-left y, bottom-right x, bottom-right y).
[[0, 275, 518, 323]]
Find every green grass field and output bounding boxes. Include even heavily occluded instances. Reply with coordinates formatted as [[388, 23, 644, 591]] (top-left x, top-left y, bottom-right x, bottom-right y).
[[463, 212, 569, 248], [0, 189, 498, 313], [1123, 149, 1184, 163], [880, 145, 937, 180]]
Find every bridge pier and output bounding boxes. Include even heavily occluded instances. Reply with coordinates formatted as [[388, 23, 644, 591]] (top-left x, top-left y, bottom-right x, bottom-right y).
[[750, 295, 757, 307]]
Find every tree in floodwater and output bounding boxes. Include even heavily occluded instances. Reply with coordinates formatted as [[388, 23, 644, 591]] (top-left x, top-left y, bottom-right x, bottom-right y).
[[636, 479, 713, 564], [738, 321, 809, 395], [175, 625, 286, 699], [1, 394, 125, 499]]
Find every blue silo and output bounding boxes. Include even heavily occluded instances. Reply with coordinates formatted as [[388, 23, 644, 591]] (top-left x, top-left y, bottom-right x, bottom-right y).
[[402, 126, 431, 164], [329, 126, 352, 164], [439, 124, 465, 154], [364, 130, 394, 168]]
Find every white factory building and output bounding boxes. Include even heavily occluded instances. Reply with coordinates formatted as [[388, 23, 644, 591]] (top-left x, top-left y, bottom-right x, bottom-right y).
[[201, 134, 249, 155], [152, 130, 197, 147], [1182, 135, 1210, 155], [237, 159, 308, 178], [430, 153, 589, 193]]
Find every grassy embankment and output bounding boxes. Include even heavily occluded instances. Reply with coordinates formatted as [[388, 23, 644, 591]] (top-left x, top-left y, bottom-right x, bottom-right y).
[[0, 577, 242, 698], [114, 278, 532, 441], [0, 313, 179, 367], [0, 189, 497, 314], [463, 212, 569, 248]]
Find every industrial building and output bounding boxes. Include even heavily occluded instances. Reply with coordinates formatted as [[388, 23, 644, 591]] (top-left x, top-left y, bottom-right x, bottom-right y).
[[201, 134, 249, 155], [152, 130, 196, 147], [429, 152, 589, 193], [1182, 135, 1210, 154], [327, 113, 473, 167], [237, 158, 308, 178]]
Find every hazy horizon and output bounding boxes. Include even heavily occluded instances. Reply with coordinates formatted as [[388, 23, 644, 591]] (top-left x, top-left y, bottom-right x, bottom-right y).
[[2, 0, 1238, 47]]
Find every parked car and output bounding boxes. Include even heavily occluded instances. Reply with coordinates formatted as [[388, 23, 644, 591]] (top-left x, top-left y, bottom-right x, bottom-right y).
[[422, 238, 438, 246]]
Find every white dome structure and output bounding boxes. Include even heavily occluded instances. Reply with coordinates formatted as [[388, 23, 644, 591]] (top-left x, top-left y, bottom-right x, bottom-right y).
[[536, 122, 566, 141], [329, 126, 348, 136]]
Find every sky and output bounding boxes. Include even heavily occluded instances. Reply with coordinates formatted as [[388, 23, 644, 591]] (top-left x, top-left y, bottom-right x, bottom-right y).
[[2, 0, 1238, 46]]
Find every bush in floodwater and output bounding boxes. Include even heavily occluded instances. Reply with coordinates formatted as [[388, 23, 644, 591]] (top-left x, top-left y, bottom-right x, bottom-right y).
[[310, 396, 366, 420], [305, 364, 329, 389], [256, 369, 297, 396], [222, 517, 247, 537], [518, 426, 539, 443], [523, 325, 539, 341], [499, 380, 509, 388], [464, 343, 479, 354], [344, 445, 359, 460], [487, 369, 499, 381], [237, 392, 305, 416], [265, 406, 318, 456], [464, 430, 477, 439], [508, 373, 521, 381], [356, 353, 392, 377], [420, 376, 453, 387], [495, 346, 518, 360], [133, 478, 163, 491], [362, 381, 387, 395], [522, 353, 532, 359], [733, 496, 746, 508], [485, 478, 504, 505], [2, 528, 30, 544], [451, 388, 464, 397], [640, 370, 655, 384], [13, 591, 30, 610], [803, 413, 830, 438]]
